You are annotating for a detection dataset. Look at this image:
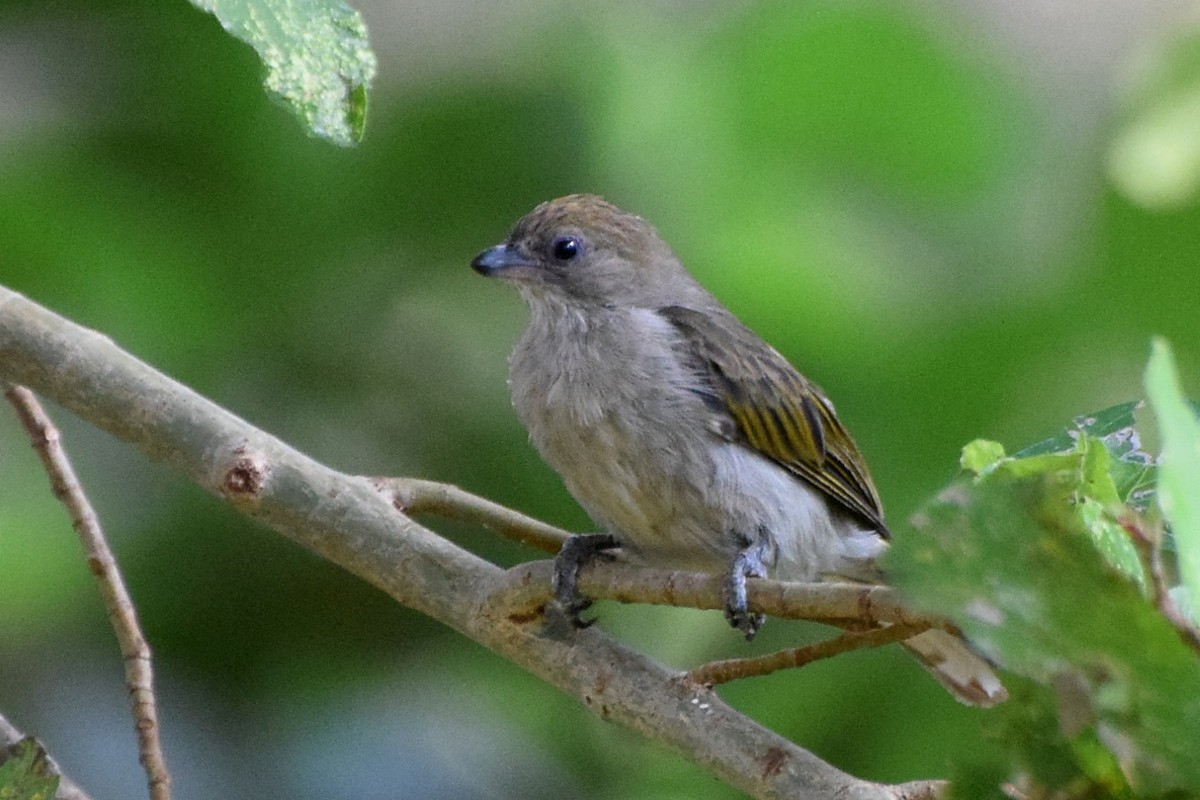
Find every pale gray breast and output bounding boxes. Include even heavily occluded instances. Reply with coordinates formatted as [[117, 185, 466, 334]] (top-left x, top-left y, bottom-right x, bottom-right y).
[[507, 302, 727, 556]]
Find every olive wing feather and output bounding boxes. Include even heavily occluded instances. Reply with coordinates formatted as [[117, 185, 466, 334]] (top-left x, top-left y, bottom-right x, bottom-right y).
[[659, 305, 888, 538]]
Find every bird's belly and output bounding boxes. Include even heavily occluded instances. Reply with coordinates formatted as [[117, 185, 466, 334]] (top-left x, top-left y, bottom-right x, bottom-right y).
[[532, 411, 734, 567], [532, 411, 882, 580]]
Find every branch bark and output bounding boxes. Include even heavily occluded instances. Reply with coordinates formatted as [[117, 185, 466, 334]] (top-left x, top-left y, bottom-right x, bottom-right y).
[[0, 286, 944, 800], [4, 384, 172, 800], [487, 558, 938, 631], [688, 623, 932, 686]]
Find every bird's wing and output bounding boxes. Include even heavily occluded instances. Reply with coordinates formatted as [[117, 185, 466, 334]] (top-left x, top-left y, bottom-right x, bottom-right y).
[[659, 304, 888, 537]]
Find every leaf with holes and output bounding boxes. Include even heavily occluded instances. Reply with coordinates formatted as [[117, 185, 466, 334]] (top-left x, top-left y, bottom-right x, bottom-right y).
[[191, 0, 376, 146]]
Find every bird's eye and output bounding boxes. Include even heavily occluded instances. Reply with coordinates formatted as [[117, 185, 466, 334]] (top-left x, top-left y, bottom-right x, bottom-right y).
[[551, 235, 581, 262]]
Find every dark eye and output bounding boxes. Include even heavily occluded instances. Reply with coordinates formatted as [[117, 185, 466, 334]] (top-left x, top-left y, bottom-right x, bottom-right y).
[[551, 235, 581, 262]]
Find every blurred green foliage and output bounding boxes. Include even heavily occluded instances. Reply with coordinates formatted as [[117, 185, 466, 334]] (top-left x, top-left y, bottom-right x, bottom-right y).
[[891, 388, 1200, 796], [2, 1, 1200, 798], [0, 738, 60, 800], [1109, 26, 1200, 210], [1147, 339, 1200, 617]]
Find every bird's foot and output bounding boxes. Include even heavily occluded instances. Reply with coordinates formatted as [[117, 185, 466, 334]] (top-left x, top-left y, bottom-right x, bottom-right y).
[[546, 533, 618, 636], [724, 539, 770, 640]]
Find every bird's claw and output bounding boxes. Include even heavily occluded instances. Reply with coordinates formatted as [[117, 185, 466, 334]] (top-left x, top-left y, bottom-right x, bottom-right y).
[[724, 537, 770, 641], [548, 533, 617, 635], [724, 603, 765, 640]]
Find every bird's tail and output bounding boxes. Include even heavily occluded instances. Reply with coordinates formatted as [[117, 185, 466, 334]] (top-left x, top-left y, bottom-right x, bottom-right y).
[[902, 628, 1007, 707]]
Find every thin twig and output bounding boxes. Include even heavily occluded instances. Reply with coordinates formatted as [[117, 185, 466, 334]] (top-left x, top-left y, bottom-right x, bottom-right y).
[[488, 559, 940, 631], [381, 476, 949, 639], [3, 384, 172, 800], [1122, 512, 1200, 655], [375, 476, 571, 554], [0, 711, 93, 800], [688, 623, 932, 686]]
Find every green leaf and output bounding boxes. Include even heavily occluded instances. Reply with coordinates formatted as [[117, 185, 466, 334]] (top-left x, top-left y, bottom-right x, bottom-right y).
[[945, 676, 1136, 798], [1013, 401, 1158, 511], [982, 434, 1146, 587], [191, 0, 377, 146], [0, 738, 60, 800], [1144, 338, 1200, 623], [891, 456, 1200, 794], [960, 439, 1006, 474], [1013, 401, 1139, 458]]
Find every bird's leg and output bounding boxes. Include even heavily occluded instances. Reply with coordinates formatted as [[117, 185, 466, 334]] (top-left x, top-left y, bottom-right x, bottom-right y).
[[547, 533, 618, 634], [724, 533, 771, 640]]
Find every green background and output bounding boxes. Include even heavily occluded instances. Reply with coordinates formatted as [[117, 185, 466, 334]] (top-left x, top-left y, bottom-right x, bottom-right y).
[[1, 1, 1198, 797]]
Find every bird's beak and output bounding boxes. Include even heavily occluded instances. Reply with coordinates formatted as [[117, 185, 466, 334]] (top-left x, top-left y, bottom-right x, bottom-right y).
[[471, 244, 537, 278]]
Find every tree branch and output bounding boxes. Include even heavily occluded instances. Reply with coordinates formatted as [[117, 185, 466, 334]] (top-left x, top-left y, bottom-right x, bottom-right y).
[[374, 476, 570, 554], [487, 558, 939, 631], [3, 384, 172, 800], [688, 623, 932, 686], [0, 286, 944, 800]]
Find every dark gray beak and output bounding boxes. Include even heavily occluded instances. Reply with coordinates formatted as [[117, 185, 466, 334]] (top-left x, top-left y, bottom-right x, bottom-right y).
[[471, 244, 535, 276]]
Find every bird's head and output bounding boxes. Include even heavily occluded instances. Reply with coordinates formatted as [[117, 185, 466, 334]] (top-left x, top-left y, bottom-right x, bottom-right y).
[[471, 194, 701, 308]]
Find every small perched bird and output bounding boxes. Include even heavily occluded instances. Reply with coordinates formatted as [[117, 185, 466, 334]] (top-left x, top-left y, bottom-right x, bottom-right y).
[[472, 194, 1005, 707]]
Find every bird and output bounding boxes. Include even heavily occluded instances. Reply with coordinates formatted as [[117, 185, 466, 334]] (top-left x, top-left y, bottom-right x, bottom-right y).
[[471, 193, 1005, 707]]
